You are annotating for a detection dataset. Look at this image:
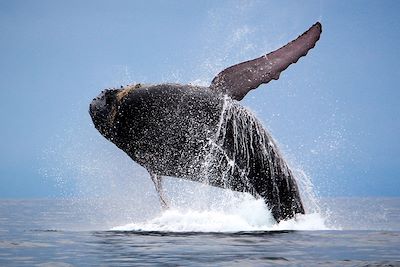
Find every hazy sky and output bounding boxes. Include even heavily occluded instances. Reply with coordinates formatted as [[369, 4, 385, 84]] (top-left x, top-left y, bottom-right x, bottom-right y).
[[0, 0, 399, 198]]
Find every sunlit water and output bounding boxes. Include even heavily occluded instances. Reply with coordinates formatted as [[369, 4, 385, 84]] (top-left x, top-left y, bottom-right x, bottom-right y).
[[1, 198, 399, 266]]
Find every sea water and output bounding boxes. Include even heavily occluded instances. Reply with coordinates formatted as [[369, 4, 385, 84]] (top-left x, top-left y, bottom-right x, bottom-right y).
[[0, 197, 399, 266]]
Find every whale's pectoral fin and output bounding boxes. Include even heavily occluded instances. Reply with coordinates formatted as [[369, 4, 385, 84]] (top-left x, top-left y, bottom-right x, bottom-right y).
[[149, 171, 169, 209], [210, 22, 322, 101]]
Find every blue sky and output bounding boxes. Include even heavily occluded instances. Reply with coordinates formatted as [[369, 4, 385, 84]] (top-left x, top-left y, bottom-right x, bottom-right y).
[[0, 0, 399, 198]]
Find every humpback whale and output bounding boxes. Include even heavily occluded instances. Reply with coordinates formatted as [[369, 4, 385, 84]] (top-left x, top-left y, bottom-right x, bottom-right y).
[[89, 22, 322, 222]]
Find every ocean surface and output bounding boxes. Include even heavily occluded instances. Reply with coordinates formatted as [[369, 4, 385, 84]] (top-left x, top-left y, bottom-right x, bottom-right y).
[[0, 198, 399, 266]]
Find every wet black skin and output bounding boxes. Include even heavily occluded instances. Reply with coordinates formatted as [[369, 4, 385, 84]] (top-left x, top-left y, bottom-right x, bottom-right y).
[[89, 84, 305, 222]]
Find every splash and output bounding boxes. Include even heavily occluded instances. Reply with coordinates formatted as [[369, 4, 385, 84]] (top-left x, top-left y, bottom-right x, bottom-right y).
[[111, 195, 328, 232]]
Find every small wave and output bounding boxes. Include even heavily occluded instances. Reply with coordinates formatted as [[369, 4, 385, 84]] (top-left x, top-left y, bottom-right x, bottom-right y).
[[111, 197, 329, 232]]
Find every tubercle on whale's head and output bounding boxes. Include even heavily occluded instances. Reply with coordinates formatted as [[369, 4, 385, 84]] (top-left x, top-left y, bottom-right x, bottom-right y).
[[89, 88, 121, 140], [116, 83, 142, 102]]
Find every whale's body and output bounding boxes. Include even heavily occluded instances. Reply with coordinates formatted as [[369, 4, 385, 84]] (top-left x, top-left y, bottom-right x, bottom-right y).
[[89, 22, 322, 222]]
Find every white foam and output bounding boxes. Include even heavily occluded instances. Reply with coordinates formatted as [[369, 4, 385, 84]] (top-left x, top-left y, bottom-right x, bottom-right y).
[[272, 213, 330, 231], [111, 197, 330, 232]]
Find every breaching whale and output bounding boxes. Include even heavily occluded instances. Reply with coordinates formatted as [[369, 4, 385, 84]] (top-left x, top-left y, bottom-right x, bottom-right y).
[[89, 22, 322, 222]]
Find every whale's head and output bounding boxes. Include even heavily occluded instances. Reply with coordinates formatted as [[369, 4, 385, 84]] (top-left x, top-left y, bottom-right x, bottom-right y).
[[89, 89, 120, 140]]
